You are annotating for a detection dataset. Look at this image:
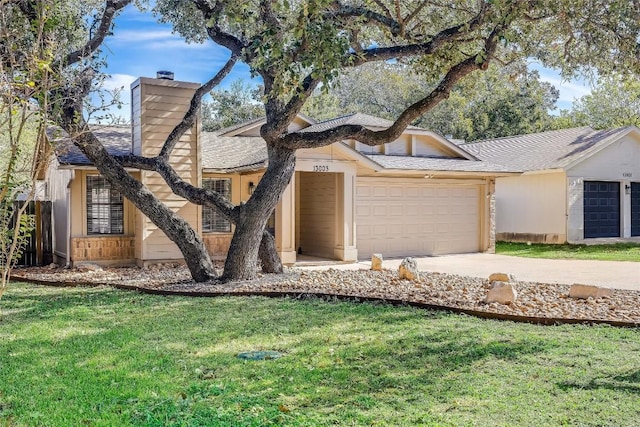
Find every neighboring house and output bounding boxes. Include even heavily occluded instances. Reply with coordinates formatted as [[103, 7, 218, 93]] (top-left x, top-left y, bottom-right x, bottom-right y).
[[463, 127, 640, 243], [44, 75, 515, 268]]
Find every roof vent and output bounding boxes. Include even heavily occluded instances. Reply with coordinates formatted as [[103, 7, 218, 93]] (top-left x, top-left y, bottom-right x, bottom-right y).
[[156, 70, 174, 80]]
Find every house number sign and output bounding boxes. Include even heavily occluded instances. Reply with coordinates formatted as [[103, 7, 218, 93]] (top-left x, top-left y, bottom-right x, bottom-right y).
[[622, 172, 633, 178], [313, 165, 330, 172]]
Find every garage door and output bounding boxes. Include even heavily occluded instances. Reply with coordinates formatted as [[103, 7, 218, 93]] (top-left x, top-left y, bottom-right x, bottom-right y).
[[583, 181, 620, 238], [632, 182, 640, 236], [356, 179, 480, 259]]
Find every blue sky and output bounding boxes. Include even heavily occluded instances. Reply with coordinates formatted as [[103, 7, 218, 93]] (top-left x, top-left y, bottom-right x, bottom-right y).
[[98, 5, 592, 122]]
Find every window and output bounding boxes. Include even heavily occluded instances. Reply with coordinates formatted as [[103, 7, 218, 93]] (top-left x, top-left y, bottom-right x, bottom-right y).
[[86, 176, 124, 234], [202, 178, 231, 232]]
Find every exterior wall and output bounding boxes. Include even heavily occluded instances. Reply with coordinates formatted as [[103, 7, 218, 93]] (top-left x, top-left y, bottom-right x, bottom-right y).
[[495, 171, 567, 243], [385, 134, 411, 156], [202, 234, 232, 259], [68, 169, 137, 265], [46, 159, 75, 264], [567, 134, 640, 239], [131, 77, 201, 263]]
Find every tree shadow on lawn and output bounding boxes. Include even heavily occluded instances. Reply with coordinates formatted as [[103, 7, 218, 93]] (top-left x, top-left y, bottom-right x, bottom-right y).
[[557, 369, 640, 394]]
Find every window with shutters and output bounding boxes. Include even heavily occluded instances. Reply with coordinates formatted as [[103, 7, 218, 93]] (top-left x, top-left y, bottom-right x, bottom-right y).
[[86, 176, 124, 234], [202, 178, 231, 232]]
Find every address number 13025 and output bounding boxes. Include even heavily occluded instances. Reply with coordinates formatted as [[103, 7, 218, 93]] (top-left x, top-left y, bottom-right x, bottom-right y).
[[313, 165, 329, 172]]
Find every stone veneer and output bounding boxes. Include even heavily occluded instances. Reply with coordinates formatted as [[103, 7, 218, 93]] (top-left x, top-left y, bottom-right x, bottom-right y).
[[202, 234, 232, 259], [71, 236, 136, 262]]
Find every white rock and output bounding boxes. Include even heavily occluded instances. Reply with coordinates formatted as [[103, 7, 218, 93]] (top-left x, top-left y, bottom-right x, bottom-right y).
[[398, 257, 420, 281], [485, 281, 518, 305], [371, 254, 383, 271], [568, 284, 613, 299]]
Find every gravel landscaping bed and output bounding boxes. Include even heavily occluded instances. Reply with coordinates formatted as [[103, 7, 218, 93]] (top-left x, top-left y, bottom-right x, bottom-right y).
[[11, 264, 640, 325]]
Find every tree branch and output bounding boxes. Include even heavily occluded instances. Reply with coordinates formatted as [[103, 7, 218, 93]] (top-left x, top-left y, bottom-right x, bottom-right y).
[[280, 27, 502, 150], [348, 1, 489, 66], [62, 0, 132, 66], [191, 0, 247, 57], [158, 54, 238, 158], [114, 153, 239, 222]]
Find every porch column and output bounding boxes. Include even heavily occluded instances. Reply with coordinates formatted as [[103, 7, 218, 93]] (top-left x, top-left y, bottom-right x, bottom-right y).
[[334, 171, 358, 261], [276, 173, 297, 265]]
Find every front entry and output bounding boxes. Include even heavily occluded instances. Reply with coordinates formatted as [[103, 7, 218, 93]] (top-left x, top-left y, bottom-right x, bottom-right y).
[[296, 172, 338, 258], [583, 181, 620, 238]]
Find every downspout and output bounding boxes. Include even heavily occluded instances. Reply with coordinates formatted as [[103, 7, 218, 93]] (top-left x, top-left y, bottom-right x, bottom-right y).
[[66, 170, 75, 268]]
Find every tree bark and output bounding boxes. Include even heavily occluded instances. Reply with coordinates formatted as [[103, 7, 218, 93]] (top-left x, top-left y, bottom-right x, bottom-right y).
[[259, 229, 283, 273], [222, 145, 295, 280]]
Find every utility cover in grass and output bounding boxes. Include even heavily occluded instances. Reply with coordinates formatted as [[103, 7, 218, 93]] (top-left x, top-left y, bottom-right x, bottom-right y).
[[237, 350, 283, 360]]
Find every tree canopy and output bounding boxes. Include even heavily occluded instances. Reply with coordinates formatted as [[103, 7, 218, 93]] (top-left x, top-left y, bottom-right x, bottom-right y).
[[554, 74, 640, 130], [201, 80, 264, 131], [5, 0, 640, 282], [303, 61, 559, 141]]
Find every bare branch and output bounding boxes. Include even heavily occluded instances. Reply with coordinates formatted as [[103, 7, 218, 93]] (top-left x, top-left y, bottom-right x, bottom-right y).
[[158, 54, 238, 158]]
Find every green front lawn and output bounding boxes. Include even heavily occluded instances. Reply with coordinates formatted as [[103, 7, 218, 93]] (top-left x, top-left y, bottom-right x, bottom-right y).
[[496, 241, 640, 262], [1, 283, 640, 426]]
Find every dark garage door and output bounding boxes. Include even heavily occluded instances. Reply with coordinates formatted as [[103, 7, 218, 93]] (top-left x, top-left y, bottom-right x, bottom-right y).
[[584, 181, 620, 238], [632, 182, 640, 236]]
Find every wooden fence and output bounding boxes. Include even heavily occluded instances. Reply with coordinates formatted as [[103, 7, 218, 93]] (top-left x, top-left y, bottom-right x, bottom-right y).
[[14, 201, 52, 267]]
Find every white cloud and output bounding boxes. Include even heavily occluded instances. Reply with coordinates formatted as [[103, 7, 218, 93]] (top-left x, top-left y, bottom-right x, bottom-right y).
[[110, 29, 210, 50], [102, 73, 137, 91], [538, 74, 592, 104]]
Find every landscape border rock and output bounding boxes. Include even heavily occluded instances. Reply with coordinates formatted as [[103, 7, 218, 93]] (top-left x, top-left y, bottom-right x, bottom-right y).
[[9, 268, 640, 329]]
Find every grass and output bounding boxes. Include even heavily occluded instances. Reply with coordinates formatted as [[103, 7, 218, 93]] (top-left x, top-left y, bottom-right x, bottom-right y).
[[1, 283, 640, 426], [496, 241, 640, 262]]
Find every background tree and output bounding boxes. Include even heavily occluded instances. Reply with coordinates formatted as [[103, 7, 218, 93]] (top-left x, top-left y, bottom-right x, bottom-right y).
[[0, 3, 56, 302], [303, 61, 559, 141], [7, 0, 640, 283], [554, 74, 640, 130], [201, 80, 264, 131]]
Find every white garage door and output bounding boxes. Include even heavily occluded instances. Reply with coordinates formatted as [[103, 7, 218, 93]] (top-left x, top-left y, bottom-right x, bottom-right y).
[[356, 178, 481, 259]]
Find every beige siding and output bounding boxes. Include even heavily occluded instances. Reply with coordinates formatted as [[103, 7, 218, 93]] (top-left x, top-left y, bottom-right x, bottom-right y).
[[298, 172, 337, 257], [46, 159, 74, 261], [356, 178, 481, 258], [385, 134, 411, 155], [132, 77, 201, 262], [132, 85, 141, 155], [412, 134, 461, 157], [495, 172, 567, 242]]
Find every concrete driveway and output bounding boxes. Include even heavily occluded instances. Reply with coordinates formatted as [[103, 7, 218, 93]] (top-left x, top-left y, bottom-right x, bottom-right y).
[[297, 253, 640, 291]]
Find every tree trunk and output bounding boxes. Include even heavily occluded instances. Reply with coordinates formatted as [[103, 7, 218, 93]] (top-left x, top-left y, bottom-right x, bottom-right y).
[[259, 229, 283, 273], [223, 146, 296, 280], [70, 130, 217, 282]]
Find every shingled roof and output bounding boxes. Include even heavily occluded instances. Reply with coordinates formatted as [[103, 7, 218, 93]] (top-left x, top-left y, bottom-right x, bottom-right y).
[[50, 125, 132, 165], [299, 112, 423, 133], [462, 126, 636, 172], [365, 154, 517, 173], [201, 132, 267, 172]]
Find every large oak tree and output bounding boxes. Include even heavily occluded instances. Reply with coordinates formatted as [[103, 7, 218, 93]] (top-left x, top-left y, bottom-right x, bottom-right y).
[[5, 0, 640, 282]]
